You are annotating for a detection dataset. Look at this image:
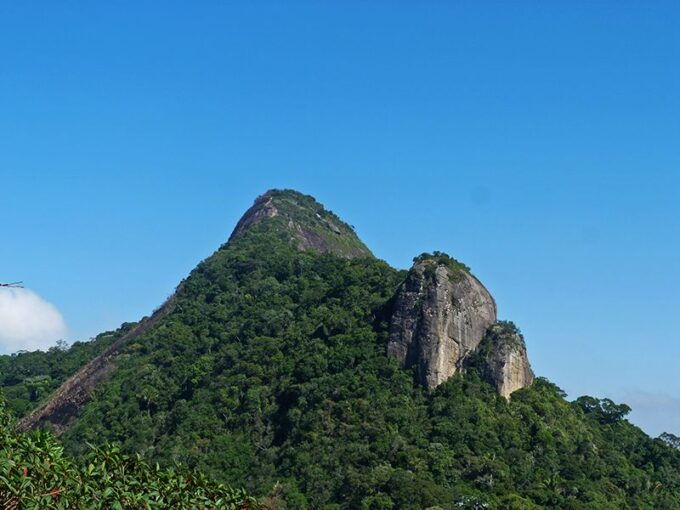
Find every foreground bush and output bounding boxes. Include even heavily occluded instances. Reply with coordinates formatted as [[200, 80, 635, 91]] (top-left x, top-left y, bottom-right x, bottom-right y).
[[0, 394, 257, 509]]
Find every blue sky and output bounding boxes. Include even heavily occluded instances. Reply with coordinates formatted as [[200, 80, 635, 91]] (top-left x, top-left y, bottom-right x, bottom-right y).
[[1, 2, 678, 436]]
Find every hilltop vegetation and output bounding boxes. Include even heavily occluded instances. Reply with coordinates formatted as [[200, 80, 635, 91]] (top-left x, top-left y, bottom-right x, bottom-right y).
[[2, 190, 680, 508], [229, 190, 372, 259], [412, 251, 471, 275]]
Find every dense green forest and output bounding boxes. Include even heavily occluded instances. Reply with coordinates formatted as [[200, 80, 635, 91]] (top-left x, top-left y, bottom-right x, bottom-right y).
[[0, 393, 257, 509], [2, 190, 680, 508], [0, 326, 133, 418]]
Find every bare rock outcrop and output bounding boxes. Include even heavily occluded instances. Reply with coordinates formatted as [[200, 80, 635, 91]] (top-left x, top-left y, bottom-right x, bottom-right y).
[[229, 193, 280, 240], [388, 256, 497, 389], [474, 321, 534, 399]]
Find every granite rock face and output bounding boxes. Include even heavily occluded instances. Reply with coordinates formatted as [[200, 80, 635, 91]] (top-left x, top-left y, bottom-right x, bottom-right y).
[[388, 259, 497, 389], [475, 322, 535, 399], [229, 192, 279, 239]]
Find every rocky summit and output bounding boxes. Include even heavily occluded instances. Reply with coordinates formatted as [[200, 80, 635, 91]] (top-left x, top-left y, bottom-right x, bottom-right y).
[[229, 189, 372, 259]]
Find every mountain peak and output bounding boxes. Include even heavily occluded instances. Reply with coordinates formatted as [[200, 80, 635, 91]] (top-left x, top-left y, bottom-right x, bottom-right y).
[[229, 189, 373, 258]]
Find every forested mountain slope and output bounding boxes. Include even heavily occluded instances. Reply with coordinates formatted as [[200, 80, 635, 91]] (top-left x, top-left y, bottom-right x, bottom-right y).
[[0, 325, 134, 419], [2, 189, 680, 509]]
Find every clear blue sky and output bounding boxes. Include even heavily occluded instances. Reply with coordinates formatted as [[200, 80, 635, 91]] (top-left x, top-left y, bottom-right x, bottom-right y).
[[1, 2, 678, 435]]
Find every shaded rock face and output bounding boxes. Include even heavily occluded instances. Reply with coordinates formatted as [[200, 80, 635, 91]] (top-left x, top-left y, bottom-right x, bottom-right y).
[[229, 193, 279, 239], [475, 322, 534, 399], [388, 261, 497, 389], [229, 189, 372, 259]]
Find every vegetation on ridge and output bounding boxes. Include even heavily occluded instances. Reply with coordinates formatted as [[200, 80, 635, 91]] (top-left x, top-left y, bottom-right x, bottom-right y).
[[233, 189, 372, 259], [413, 251, 471, 274], [0, 326, 134, 419]]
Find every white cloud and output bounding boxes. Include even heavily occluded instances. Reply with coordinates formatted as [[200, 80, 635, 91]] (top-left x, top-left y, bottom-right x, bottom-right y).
[[0, 288, 68, 353]]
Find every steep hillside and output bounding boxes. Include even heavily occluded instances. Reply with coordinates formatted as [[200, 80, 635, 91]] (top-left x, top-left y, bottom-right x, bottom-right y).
[[16, 189, 367, 433], [0, 325, 133, 418], [17, 289, 182, 433], [3, 189, 680, 509]]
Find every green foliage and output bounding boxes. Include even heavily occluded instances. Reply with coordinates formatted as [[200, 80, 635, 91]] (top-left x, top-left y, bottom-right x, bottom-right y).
[[412, 251, 470, 274], [660, 432, 680, 450], [2, 212, 680, 508], [471, 321, 524, 356], [0, 326, 133, 418], [574, 396, 632, 425], [0, 392, 257, 509]]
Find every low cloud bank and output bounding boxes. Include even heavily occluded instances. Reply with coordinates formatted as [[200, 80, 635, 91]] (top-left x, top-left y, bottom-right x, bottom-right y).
[[0, 288, 68, 353]]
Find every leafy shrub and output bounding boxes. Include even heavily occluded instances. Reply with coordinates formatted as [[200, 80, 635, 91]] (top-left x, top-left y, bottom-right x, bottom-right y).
[[0, 393, 257, 509]]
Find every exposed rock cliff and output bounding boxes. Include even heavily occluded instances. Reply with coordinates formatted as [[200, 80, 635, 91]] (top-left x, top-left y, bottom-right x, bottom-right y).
[[473, 321, 534, 399], [229, 189, 372, 259], [388, 254, 497, 389]]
